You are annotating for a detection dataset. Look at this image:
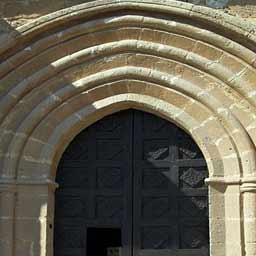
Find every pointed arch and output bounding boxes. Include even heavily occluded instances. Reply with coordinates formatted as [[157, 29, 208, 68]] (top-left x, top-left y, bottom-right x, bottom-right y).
[[0, 1, 256, 255]]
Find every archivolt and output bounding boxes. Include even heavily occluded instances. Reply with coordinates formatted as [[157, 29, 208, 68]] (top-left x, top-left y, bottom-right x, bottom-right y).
[[0, 0, 256, 185], [1, 1, 256, 255]]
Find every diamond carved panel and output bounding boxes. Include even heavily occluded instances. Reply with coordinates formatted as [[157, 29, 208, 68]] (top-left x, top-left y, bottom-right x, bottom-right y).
[[96, 196, 123, 219], [97, 140, 125, 160], [95, 115, 121, 132], [180, 225, 209, 249], [55, 226, 85, 249], [141, 227, 170, 249], [61, 140, 89, 161], [142, 197, 170, 218], [142, 168, 169, 189], [180, 167, 207, 188], [57, 167, 90, 188], [97, 167, 123, 189], [179, 196, 208, 217], [55, 195, 88, 218], [143, 140, 169, 160], [178, 134, 203, 159]]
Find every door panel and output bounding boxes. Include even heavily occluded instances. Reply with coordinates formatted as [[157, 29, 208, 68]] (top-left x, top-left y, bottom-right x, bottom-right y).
[[132, 111, 209, 256], [54, 110, 209, 256], [138, 249, 209, 256], [54, 111, 134, 256]]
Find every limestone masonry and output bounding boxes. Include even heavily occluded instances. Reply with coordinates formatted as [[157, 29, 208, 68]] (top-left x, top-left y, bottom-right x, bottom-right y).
[[1, 0, 256, 256], [1, 0, 256, 27]]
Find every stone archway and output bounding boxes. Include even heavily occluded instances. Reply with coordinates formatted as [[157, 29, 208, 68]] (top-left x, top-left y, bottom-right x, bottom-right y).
[[54, 109, 210, 256], [0, 1, 256, 256]]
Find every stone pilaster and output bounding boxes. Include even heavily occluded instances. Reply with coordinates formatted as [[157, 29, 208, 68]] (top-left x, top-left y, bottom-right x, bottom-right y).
[[241, 178, 256, 256], [206, 177, 243, 256], [0, 179, 58, 256], [0, 184, 16, 256]]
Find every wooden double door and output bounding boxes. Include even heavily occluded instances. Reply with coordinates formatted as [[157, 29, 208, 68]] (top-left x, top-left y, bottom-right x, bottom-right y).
[[54, 110, 209, 256]]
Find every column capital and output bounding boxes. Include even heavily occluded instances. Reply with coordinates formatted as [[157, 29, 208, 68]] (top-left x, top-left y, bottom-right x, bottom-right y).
[[0, 178, 59, 192], [205, 176, 256, 193], [205, 176, 241, 185]]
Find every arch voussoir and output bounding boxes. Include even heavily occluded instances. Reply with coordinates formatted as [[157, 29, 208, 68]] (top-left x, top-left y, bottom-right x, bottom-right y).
[[1, 1, 256, 256]]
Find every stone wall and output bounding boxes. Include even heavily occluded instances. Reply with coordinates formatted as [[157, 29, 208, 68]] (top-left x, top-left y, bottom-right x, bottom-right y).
[[1, 1, 256, 256], [0, 0, 256, 27]]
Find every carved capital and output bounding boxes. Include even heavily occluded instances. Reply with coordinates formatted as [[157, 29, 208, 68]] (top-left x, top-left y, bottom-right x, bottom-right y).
[[205, 177, 241, 185], [205, 176, 256, 193], [240, 177, 256, 193], [0, 178, 59, 192]]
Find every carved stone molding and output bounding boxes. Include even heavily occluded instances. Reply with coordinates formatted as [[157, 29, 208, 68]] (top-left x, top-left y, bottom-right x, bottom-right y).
[[0, 178, 59, 192], [0, 1, 256, 255], [206, 177, 256, 193]]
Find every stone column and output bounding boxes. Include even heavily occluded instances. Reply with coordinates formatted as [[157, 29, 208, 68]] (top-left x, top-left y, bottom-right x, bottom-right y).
[[241, 179, 256, 256], [206, 177, 243, 256], [45, 181, 58, 256], [0, 179, 58, 256], [0, 183, 16, 256], [14, 180, 58, 256], [208, 183, 226, 256], [224, 183, 243, 256]]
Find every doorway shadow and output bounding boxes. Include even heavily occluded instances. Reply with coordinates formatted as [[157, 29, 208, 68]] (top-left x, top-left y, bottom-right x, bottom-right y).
[[54, 109, 209, 256]]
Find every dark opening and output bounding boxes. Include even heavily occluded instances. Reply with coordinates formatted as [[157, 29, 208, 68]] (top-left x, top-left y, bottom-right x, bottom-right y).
[[86, 228, 122, 256]]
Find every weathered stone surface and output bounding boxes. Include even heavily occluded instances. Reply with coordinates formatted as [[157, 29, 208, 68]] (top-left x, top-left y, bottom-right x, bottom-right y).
[[0, 0, 256, 256], [0, 0, 256, 27]]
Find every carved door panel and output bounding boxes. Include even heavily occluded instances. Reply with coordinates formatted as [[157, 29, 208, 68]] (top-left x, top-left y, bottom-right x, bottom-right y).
[[132, 111, 209, 256], [54, 111, 134, 256], [54, 110, 209, 256]]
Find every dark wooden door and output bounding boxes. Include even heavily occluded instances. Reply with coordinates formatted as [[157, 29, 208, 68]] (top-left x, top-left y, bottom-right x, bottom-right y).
[[132, 111, 209, 256], [54, 110, 209, 256]]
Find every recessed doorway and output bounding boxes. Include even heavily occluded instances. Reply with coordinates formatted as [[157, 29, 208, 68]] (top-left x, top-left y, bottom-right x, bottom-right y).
[[54, 110, 209, 256], [87, 228, 122, 256]]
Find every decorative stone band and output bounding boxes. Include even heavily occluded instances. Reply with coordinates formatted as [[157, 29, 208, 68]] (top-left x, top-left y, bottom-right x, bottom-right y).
[[0, 178, 59, 192], [241, 177, 256, 192], [205, 177, 256, 192], [1, 177, 256, 192]]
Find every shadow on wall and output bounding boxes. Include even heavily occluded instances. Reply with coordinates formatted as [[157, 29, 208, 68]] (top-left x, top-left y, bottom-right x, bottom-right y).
[[0, 18, 20, 61], [0, 18, 13, 33], [0, 18, 19, 37]]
